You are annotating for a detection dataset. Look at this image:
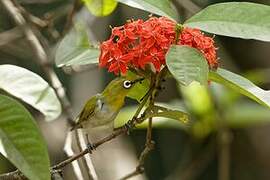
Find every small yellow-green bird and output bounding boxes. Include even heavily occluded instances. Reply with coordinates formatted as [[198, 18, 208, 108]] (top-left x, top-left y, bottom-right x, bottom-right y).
[[71, 76, 143, 147]]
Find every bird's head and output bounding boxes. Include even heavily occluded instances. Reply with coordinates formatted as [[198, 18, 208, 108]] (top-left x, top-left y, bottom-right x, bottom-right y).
[[103, 76, 145, 98]]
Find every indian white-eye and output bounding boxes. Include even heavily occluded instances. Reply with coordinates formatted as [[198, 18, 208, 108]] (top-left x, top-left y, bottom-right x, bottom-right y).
[[71, 76, 143, 134]]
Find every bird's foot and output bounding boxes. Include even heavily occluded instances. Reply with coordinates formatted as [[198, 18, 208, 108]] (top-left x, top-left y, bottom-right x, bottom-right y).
[[85, 134, 96, 154], [86, 143, 96, 154], [124, 120, 134, 135]]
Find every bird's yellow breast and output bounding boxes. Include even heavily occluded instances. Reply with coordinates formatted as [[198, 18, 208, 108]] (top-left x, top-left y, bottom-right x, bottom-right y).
[[103, 93, 125, 112]]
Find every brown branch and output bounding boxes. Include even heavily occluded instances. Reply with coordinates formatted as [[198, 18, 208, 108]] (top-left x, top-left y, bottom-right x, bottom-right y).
[[120, 118, 155, 180], [63, 0, 82, 35], [13, 1, 48, 28], [54, 127, 128, 170], [215, 105, 233, 180], [120, 68, 168, 180], [11, 0, 63, 41], [0, 170, 25, 180], [218, 128, 233, 180]]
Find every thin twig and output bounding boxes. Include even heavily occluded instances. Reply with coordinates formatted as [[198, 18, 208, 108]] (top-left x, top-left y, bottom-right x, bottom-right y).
[[11, 0, 62, 41], [120, 68, 168, 180], [63, 0, 82, 35], [13, 1, 48, 28], [53, 128, 127, 170], [218, 128, 233, 180], [53, 112, 149, 171], [0, 170, 26, 180], [215, 102, 233, 180], [43, 4, 72, 40], [121, 111, 155, 180]]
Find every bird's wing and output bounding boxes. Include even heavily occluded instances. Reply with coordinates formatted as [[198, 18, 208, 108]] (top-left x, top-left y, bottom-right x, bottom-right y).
[[70, 95, 99, 130]]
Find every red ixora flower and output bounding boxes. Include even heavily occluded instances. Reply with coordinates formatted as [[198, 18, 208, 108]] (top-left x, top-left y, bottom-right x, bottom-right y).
[[99, 17, 218, 74], [178, 27, 218, 69]]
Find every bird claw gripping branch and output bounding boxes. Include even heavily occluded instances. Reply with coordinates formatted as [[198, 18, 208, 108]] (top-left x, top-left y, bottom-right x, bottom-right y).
[[86, 143, 96, 154], [124, 119, 135, 134]]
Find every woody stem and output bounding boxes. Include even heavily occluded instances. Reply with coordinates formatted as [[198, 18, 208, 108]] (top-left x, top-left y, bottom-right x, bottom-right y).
[[120, 67, 168, 180]]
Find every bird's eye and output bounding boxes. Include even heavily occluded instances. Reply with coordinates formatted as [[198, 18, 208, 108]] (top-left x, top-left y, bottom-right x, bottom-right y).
[[123, 80, 132, 89]]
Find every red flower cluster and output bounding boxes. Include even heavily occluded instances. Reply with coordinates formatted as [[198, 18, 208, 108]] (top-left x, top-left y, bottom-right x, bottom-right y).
[[179, 27, 218, 69], [99, 17, 218, 74]]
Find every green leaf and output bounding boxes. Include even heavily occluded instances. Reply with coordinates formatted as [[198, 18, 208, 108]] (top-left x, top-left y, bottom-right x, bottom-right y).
[[136, 118, 187, 130], [125, 71, 150, 102], [82, 0, 118, 16], [180, 82, 216, 138], [55, 25, 99, 67], [117, 0, 178, 20], [0, 65, 61, 121], [185, 2, 270, 42], [209, 68, 270, 108], [181, 81, 214, 116], [0, 95, 50, 180], [149, 109, 189, 124], [151, 103, 189, 123], [155, 100, 187, 111], [225, 102, 270, 128], [114, 106, 188, 130], [166, 45, 209, 86]]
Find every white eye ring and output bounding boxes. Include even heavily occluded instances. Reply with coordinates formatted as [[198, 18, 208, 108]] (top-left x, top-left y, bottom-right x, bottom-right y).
[[123, 80, 132, 89]]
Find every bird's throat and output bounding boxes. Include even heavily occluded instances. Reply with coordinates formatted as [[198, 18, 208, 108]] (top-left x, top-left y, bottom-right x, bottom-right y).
[[102, 93, 125, 112]]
